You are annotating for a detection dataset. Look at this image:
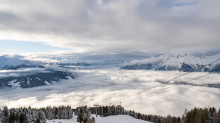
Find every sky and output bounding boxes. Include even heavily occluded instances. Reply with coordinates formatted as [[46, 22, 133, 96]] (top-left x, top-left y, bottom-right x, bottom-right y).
[[0, 0, 220, 58], [0, 40, 72, 53]]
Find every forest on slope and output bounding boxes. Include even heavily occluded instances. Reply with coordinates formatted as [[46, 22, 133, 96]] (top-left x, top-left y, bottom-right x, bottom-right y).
[[1, 105, 220, 123]]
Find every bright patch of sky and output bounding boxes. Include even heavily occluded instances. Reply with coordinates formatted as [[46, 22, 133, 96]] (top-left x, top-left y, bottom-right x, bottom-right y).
[[0, 40, 73, 53]]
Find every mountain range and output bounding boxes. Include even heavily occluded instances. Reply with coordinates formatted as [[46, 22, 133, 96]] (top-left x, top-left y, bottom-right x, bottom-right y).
[[1, 53, 220, 89], [0, 55, 44, 70], [120, 54, 220, 72]]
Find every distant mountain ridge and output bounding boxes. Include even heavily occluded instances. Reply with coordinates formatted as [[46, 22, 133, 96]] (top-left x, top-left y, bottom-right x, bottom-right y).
[[0, 55, 44, 70], [120, 54, 220, 72]]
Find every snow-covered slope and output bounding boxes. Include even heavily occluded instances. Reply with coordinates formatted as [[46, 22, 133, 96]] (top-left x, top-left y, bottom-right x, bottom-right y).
[[121, 54, 220, 72], [46, 114, 152, 123], [0, 55, 43, 70]]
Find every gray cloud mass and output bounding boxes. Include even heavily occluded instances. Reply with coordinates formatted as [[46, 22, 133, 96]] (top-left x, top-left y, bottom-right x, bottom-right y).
[[0, 0, 219, 55], [0, 68, 220, 116]]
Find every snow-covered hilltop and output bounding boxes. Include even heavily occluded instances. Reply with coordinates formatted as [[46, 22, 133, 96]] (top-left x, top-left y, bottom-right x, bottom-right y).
[[120, 54, 220, 72], [0, 55, 43, 70]]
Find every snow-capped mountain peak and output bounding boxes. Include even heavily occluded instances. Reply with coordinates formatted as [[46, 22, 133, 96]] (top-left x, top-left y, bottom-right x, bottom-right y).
[[121, 53, 220, 72], [0, 55, 43, 70]]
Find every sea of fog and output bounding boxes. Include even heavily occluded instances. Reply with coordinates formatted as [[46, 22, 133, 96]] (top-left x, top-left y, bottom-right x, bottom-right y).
[[0, 65, 220, 116]]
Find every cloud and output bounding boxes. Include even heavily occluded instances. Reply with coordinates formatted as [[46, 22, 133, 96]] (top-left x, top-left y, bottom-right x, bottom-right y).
[[1, 68, 220, 116], [0, 0, 220, 55], [0, 66, 64, 78]]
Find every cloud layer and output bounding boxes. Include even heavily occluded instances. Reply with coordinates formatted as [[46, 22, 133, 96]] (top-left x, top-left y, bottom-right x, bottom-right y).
[[0, 0, 220, 55], [1, 67, 220, 116], [0, 65, 64, 78]]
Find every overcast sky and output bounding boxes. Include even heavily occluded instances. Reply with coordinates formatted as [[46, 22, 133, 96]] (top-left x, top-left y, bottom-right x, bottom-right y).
[[0, 0, 220, 56]]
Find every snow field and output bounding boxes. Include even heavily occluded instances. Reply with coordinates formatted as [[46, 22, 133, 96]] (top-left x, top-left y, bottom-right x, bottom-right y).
[[46, 114, 152, 123]]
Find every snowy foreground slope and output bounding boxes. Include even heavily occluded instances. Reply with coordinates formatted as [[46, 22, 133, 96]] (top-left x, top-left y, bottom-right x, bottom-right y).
[[46, 114, 151, 123]]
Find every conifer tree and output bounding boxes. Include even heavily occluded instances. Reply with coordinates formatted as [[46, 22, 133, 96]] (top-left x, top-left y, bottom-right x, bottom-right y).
[[92, 117, 95, 123], [15, 112, 19, 122], [83, 117, 88, 123], [3, 106, 8, 118], [77, 113, 83, 123], [213, 109, 219, 123], [9, 112, 15, 123], [19, 113, 26, 123], [182, 108, 187, 123], [197, 108, 209, 123], [36, 118, 40, 123], [157, 117, 161, 123]]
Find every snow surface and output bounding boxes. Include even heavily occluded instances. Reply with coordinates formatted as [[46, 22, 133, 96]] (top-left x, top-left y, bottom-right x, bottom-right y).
[[46, 114, 151, 123], [8, 79, 20, 88], [44, 81, 51, 85]]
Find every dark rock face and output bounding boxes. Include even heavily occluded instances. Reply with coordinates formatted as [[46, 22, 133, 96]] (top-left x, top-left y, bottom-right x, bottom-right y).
[[178, 63, 195, 72], [120, 64, 153, 70], [210, 64, 220, 73], [156, 66, 167, 71], [47, 62, 91, 67], [166, 66, 179, 71], [0, 71, 74, 88]]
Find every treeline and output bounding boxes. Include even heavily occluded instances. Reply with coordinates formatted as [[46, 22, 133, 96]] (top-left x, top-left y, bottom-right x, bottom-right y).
[[0, 106, 73, 123], [90, 105, 125, 116], [127, 111, 181, 123], [74, 106, 95, 123], [122, 107, 220, 123], [1, 105, 220, 123], [75, 105, 220, 123], [183, 107, 220, 123], [88, 105, 179, 123]]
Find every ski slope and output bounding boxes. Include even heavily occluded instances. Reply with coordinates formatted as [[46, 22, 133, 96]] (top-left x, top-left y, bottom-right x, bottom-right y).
[[46, 114, 152, 123]]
